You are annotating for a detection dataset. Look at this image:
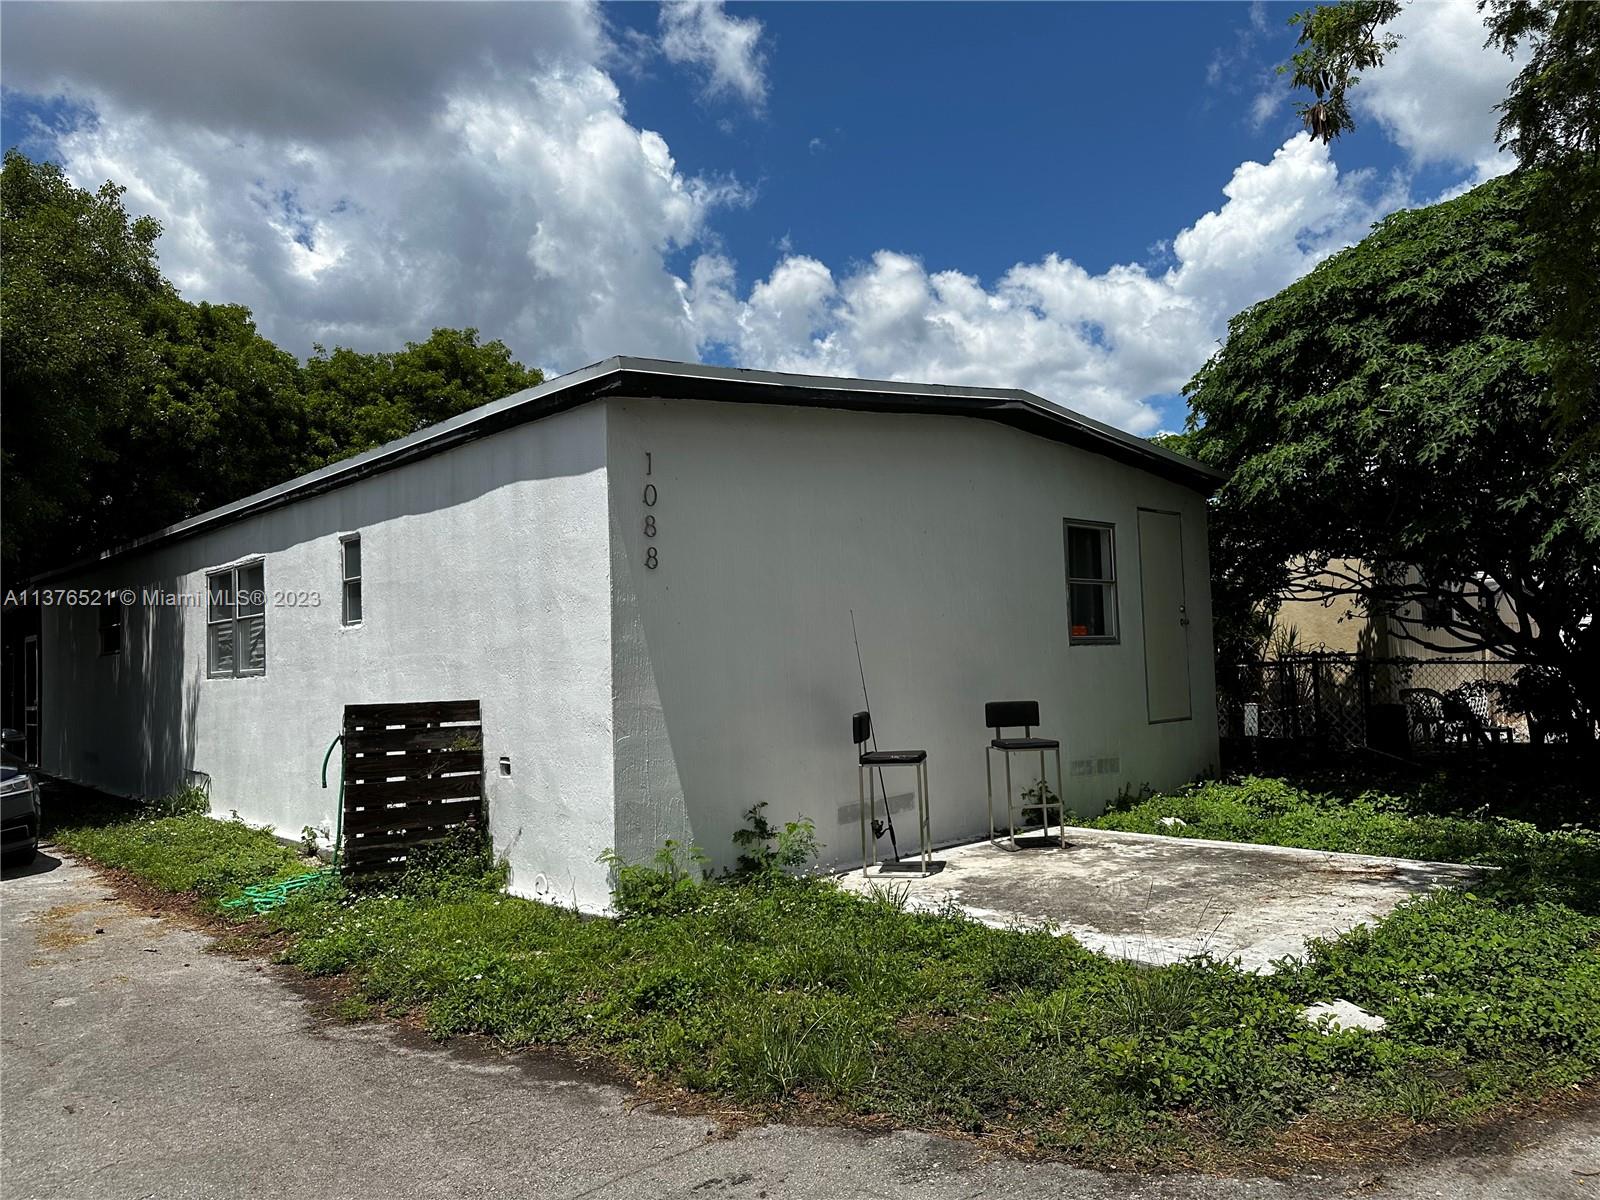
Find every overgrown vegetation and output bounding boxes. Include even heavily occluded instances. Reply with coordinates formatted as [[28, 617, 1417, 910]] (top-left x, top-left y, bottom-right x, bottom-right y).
[[1079, 774, 1600, 911], [139, 783, 211, 819], [59, 812, 304, 900], [730, 801, 822, 877], [56, 776, 1600, 1169]]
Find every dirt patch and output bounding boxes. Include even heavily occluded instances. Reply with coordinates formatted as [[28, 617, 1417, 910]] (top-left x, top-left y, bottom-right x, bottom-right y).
[[32, 901, 103, 952]]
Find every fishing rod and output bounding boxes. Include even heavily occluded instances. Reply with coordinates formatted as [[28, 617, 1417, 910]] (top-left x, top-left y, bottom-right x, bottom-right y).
[[850, 608, 901, 863]]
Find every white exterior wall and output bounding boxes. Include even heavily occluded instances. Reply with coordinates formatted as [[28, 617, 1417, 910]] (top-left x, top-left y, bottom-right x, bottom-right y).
[[607, 398, 1218, 876], [41, 405, 616, 908], [41, 387, 1219, 906]]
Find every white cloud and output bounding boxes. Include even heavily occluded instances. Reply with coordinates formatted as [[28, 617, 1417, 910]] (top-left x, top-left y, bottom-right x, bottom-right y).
[[3, 3, 1510, 438], [693, 136, 1386, 433], [1356, 0, 1525, 178], [1249, 88, 1280, 130], [12, 3, 747, 372], [659, 1, 769, 109], [0, 3, 605, 142]]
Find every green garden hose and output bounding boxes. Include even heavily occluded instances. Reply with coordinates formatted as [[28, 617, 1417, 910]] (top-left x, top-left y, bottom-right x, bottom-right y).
[[220, 869, 334, 914], [220, 733, 344, 915], [321, 732, 345, 867]]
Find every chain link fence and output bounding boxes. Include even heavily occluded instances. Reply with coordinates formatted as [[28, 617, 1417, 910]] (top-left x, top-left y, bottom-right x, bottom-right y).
[[1215, 653, 1572, 753]]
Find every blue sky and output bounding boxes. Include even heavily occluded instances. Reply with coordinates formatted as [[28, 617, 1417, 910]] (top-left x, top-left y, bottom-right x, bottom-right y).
[[612, 2, 1397, 278], [1, 1, 1518, 433]]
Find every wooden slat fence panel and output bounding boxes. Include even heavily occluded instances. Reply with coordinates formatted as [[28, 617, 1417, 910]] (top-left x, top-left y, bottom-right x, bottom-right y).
[[341, 699, 484, 874]]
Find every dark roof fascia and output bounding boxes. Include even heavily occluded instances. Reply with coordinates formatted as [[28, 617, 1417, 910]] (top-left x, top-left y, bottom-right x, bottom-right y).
[[31, 356, 1222, 582], [609, 358, 1222, 492]]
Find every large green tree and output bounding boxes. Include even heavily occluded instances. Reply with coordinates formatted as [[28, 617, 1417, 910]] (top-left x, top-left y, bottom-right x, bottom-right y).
[[302, 328, 543, 467], [80, 296, 310, 552], [1186, 171, 1599, 722], [2, 151, 545, 580], [1285, 0, 1600, 489], [1, 149, 164, 574]]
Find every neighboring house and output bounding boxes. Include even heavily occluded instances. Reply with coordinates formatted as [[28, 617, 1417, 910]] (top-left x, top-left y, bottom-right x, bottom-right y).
[[1262, 558, 1532, 743], [35, 357, 1222, 910], [1271, 558, 1525, 663]]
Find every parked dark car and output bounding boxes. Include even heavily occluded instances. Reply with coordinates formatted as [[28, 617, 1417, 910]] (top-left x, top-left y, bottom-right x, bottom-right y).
[[2, 729, 40, 867]]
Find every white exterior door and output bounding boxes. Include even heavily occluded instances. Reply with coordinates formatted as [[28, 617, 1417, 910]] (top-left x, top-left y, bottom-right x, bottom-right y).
[[1137, 509, 1191, 723]]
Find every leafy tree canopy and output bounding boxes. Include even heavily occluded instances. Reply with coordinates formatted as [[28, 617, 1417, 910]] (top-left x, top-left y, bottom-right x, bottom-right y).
[[1186, 170, 1599, 720], [1, 149, 164, 569], [1283, 0, 1599, 457], [1, 150, 543, 580], [302, 328, 543, 468]]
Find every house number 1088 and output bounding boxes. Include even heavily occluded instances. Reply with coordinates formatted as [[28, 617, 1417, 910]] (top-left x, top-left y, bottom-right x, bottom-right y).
[[643, 453, 659, 569]]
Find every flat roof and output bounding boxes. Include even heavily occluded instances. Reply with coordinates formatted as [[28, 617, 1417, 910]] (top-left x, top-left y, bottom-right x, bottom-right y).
[[34, 356, 1224, 581]]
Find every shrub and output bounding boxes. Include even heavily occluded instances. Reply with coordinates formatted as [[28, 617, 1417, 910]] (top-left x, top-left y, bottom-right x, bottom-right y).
[[598, 838, 708, 916], [140, 784, 211, 819], [731, 801, 821, 876]]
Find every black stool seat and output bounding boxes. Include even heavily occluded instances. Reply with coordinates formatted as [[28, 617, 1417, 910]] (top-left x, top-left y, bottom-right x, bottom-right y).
[[860, 749, 928, 765], [992, 736, 1060, 751]]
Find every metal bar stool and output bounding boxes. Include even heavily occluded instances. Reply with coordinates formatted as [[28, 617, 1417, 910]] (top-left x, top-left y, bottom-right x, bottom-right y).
[[853, 711, 931, 876], [984, 700, 1065, 849]]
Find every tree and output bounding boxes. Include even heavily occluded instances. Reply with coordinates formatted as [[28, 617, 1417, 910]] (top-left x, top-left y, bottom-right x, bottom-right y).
[[81, 296, 310, 550], [1, 150, 546, 580], [1285, 1, 1401, 144], [1483, 1, 1600, 457], [1282, 0, 1599, 515], [302, 328, 543, 467], [1185, 171, 1599, 723], [1, 149, 164, 576]]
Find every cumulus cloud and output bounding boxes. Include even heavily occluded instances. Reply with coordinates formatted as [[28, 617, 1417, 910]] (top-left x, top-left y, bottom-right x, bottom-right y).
[[659, 1, 769, 109], [2, 2, 1509, 435], [1355, 0, 1525, 178], [0, 2, 604, 142], [692, 136, 1387, 433], [6, 2, 744, 370]]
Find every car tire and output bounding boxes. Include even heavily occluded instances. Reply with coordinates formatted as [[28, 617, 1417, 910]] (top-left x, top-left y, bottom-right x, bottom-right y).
[[1, 843, 37, 869]]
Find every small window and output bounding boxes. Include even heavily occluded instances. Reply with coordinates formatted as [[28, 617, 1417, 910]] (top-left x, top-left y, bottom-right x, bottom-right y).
[[1065, 521, 1118, 643], [98, 597, 123, 656], [340, 535, 362, 626], [207, 560, 266, 678]]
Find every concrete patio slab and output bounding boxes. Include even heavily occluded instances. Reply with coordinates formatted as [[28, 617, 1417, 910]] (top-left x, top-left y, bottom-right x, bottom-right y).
[[836, 827, 1483, 972]]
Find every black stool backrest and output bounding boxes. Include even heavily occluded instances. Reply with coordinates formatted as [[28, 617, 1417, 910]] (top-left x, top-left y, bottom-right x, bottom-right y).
[[852, 711, 872, 747], [986, 699, 1039, 736]]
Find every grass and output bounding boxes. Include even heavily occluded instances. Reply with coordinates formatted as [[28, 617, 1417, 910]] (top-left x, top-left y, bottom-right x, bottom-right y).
[[1075, 773, 1600, 910], [60, 812, 307, 900], [54, 774, 1600, 1169]]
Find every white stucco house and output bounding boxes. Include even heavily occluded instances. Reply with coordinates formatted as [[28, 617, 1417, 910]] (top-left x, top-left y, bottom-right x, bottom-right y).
[[37, 358, 1222, 909]]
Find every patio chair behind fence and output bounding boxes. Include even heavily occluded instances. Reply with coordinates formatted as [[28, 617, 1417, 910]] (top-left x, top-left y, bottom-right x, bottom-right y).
[[1215, 653, 1542, 754]]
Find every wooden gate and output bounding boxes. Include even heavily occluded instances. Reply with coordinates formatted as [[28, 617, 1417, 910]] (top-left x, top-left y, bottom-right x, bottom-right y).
[[341, 700, 485, 874]]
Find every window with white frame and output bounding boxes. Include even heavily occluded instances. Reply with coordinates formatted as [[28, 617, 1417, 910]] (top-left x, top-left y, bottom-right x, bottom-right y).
[[340, 535, 362, 626], [1065, 521, 1118, 643], [207, 560, 266, 677], [98, 597, 123, 656]]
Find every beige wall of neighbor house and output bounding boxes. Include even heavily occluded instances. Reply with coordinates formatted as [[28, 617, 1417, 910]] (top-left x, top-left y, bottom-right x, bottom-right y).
[[606, 398, 1218, 875], [1270, 559, 1526, 662], [1270, 559, 1397, 656]]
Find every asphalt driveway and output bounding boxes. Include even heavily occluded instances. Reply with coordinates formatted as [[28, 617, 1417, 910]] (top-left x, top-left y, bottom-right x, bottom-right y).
[[3, 851, 1595, 1200]]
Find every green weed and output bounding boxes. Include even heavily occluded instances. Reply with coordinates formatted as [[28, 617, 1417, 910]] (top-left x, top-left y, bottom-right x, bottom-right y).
[[58, 773, 1600, 1168]]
